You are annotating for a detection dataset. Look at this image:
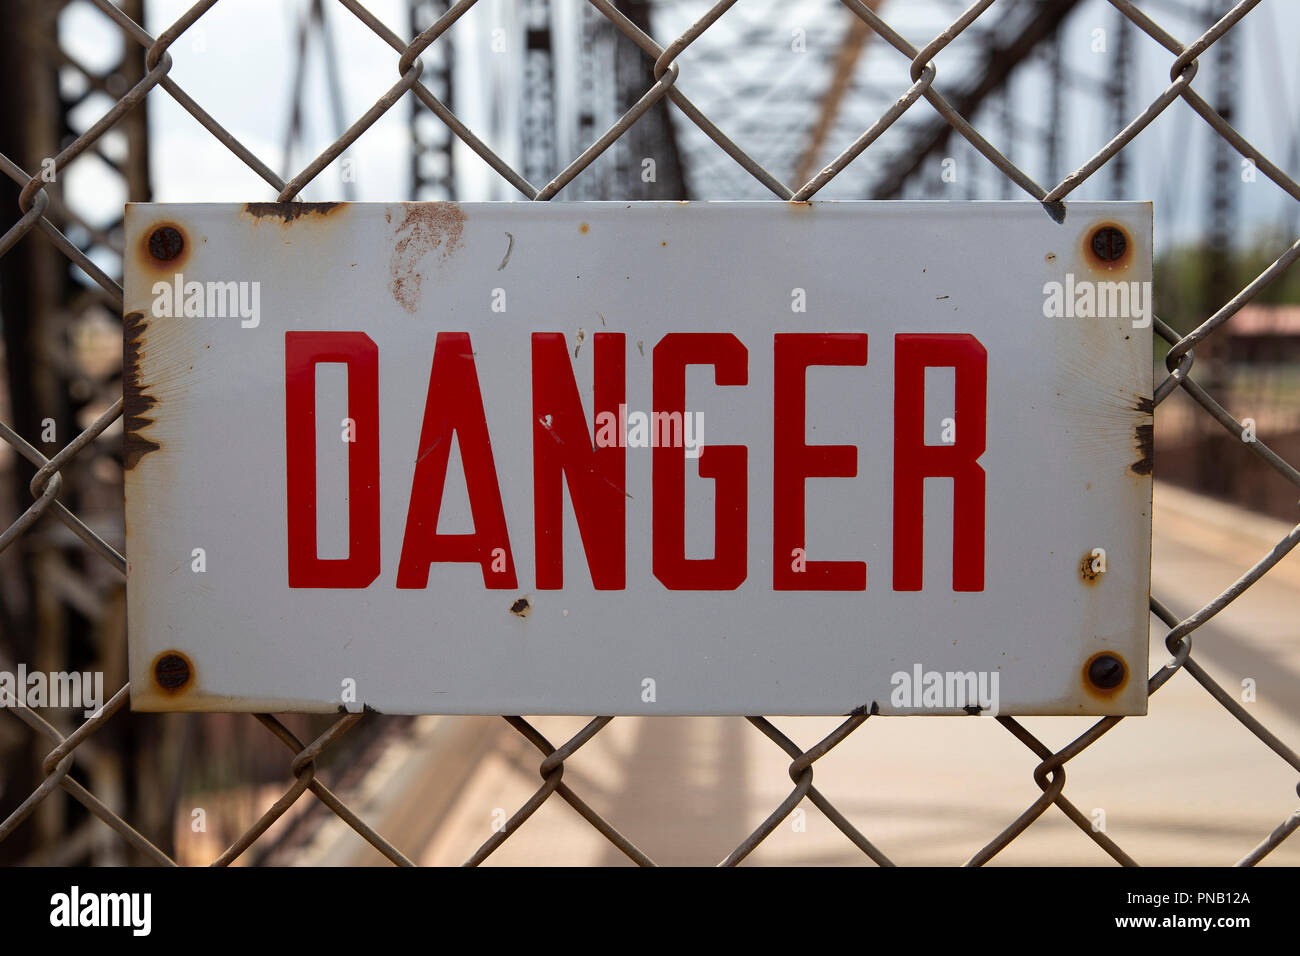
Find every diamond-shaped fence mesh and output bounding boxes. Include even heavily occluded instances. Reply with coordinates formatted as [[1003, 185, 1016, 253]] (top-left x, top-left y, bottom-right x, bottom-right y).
[[0, 0, 1297, 866]]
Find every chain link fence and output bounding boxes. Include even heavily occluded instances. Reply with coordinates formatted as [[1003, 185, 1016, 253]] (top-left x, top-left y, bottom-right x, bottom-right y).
[[0, 0, 1298, 866]]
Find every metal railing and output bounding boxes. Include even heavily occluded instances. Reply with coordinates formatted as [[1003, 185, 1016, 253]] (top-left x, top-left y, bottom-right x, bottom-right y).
[[1, 0, 1298, 866]]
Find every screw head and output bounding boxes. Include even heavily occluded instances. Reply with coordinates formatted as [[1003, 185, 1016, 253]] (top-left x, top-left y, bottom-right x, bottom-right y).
[[154, 652, 191, 690], [1090, 226, 1126, 262], [1087, 654, 1126, 690], [148, 225, 184, 261]]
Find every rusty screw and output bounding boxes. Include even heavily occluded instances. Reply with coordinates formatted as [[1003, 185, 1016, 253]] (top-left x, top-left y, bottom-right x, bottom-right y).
[[1090, 226, 1126, 262], [148, 225, 184, 261], [1087, 654, 1126, 690], [154, 652, 191, 690]]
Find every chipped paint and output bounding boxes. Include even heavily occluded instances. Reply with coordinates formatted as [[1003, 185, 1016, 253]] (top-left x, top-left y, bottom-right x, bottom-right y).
[[1131, 421, 1154, 476], [388, 202, 466, 314], [1130, 395, 1155, 476], [122, 310, 160, 470], [242, 201, 341, 223], [846, 700, 880, 718]]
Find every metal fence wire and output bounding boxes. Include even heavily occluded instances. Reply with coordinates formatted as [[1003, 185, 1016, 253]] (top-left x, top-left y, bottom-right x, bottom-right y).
[[1, 0, 1299, 867]]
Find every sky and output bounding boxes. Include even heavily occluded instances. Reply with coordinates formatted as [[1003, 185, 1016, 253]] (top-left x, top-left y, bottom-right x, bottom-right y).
[[52, 0, 1300, 265]]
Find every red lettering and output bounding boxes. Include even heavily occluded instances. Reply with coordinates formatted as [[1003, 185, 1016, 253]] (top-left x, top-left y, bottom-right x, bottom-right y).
[[532, 332, 626, 589], [893, 333, 987, 591], [397, 332, 517, 589], [652, 333, 748, 590], [773, 333, 868, 590], [285, 331, 380, 588]]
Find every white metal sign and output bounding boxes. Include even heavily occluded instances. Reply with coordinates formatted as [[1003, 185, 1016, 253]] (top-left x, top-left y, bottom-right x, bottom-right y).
[[124, 201, 1152, 716]]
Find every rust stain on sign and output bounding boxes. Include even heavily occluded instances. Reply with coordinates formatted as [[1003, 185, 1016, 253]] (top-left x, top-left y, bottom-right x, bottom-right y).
[[136, 220, 190, 276], [123, 310, 161, 470], [388, 202, 466, 314], [241, 202, 341, 224], [1130, 395, 1154, 476], [1079, 220, 1135, 273], [151, 650, 194, 695], [1081, 651, 1129, 699]]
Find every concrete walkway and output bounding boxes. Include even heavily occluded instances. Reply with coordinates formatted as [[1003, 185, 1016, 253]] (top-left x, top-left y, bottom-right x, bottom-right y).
[[410, 483, 1300, 866]]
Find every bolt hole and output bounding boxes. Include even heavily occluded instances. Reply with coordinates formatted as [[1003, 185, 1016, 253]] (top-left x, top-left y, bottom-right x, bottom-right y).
[[148, 225, 184, 261], [154, 652, 191, 690], [1090, 226, 1126, 263], [1087, 654, 1125, 690]]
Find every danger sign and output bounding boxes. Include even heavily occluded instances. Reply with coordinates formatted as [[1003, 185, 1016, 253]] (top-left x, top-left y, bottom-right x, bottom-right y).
[[124, 201, 1152, 716]]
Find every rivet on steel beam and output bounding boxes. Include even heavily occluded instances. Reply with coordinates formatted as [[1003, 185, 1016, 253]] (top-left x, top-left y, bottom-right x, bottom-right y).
[[154, 652, 191, 690], [148, 225, 184, 261], [1087, 653, 1126, 690], [1090, 225, 1126, 262]]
